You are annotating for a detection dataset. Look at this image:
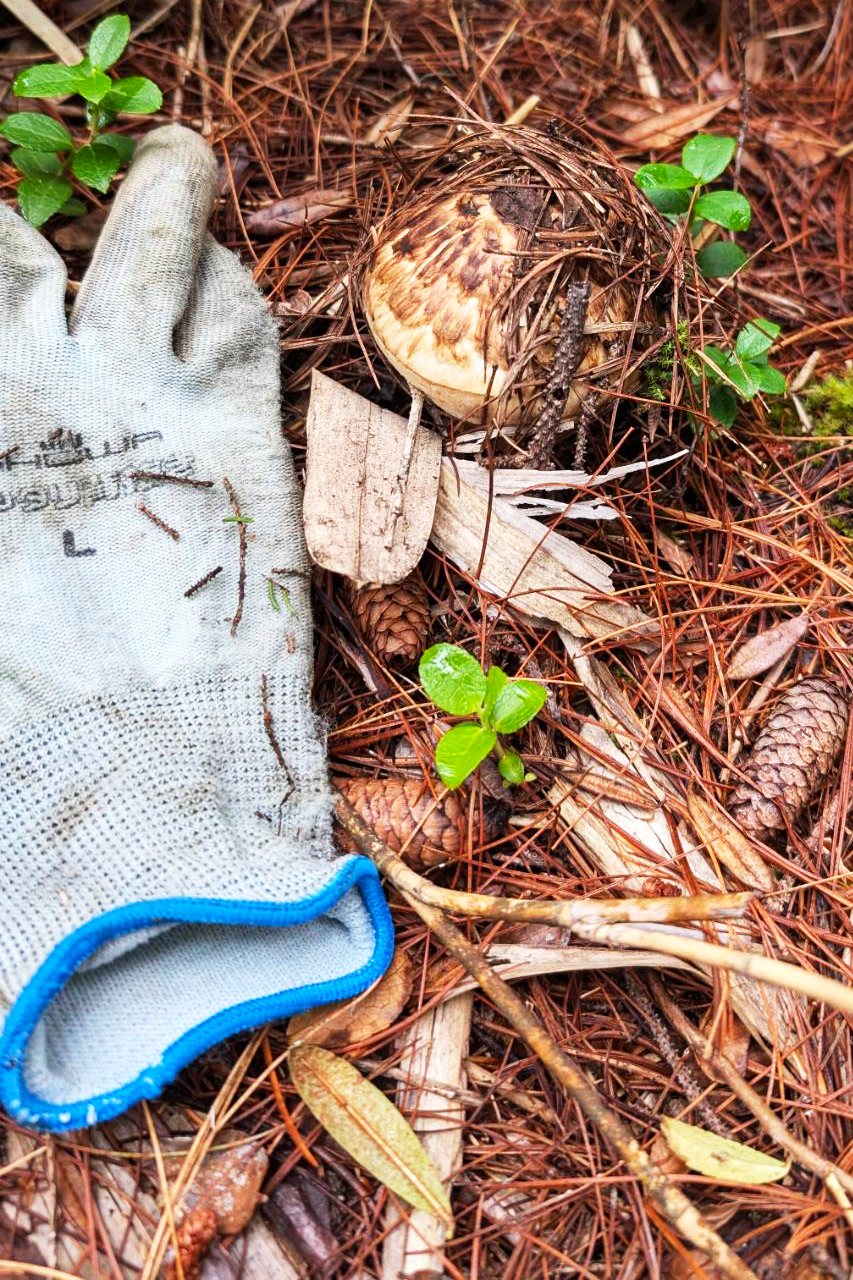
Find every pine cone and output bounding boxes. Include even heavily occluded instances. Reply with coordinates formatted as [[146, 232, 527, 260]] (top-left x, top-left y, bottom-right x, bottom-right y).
[[728, 676, 849, 840], [165, 1206, 218, 1280], [335, 775, 510, 868], [348, 573, 431, 667]]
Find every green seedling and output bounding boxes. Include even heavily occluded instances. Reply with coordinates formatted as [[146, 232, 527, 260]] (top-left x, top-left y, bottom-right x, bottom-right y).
[[0, 14, 162, 228], [634, 133, 751, 278], [419, 643, 547, 790], [690, 318, 786, 428]]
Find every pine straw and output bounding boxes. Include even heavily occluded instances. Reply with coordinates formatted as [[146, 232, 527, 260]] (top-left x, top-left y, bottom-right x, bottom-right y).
[[1, 0, 853, 1277]]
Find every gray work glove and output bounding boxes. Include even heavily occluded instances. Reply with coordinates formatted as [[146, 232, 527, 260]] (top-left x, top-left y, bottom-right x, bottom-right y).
[[0, 125, 393, 1132]]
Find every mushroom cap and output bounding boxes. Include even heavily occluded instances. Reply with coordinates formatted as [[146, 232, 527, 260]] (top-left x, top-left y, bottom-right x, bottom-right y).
[[363, 192, 519, 418]]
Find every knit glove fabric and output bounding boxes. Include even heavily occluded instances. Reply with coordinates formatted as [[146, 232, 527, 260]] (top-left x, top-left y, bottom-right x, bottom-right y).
[[0, 124, 393, 1132]]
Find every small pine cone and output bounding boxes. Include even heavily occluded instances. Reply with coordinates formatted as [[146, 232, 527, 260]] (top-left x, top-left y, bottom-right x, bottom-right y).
[[348, 573, 431, 667], [729, 676, 849, 840], [165, 1206, 218, 1280], [335, 775, 510, 868]]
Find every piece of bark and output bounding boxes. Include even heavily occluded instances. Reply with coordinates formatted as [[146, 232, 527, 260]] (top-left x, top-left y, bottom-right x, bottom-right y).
[[430, 458, 656, 646], [381, 994, 473, 1278], [304, 372, 441, 585]]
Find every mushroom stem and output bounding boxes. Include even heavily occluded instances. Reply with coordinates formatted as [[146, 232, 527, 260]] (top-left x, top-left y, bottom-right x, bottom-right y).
[[384, 385, 425, 550]]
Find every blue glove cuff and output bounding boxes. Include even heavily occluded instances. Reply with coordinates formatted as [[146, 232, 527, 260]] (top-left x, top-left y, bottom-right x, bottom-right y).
[[0, 856, 394, 1132]]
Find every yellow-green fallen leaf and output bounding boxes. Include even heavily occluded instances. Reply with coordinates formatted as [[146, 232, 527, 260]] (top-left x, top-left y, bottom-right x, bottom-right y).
[[290, 1045, 454, 1230], [661, 1117, 791, 1185]]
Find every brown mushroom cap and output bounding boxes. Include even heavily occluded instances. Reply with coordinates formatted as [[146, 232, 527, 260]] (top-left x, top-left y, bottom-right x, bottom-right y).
[[364, 187, 633, 425], [364, 191, 519, 418]]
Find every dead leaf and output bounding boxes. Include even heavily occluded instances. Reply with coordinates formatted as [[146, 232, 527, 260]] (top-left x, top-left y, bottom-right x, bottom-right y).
[[288, 947, 414, 1048], [290, 1046, 454, 1228], [304, 372, 441, 585], [363, 94, 414, 145], [622, 94, 737, 148], [698, 1007, 751, 1079], [653, 528, 695, 575], [661, 1117, 790, 1184], [430, 457, 656, 645], [727, 613, 809, 681], [686, 792, 776, 893], [761, 120, 830, 168], [245, 189, 352, 236]]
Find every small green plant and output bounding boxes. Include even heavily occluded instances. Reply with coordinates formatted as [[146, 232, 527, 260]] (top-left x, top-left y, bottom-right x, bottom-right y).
[[419, 643, 547, 790], [0, 14, 162, 228], [803, 369, 853, 448], [644, 317, 785, 428], [690, 319, 786, 428], [634, 133, 751, 278]]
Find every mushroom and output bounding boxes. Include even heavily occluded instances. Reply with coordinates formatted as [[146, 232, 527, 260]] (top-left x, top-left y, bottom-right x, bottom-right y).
[[363, 183, 635, 434]]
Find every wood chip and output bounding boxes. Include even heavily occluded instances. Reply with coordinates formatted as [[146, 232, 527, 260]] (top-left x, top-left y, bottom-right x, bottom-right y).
[[381, 994, 472, 1277], [304, 372, 441, 585], [686, 792, 777, 893], [430, 457, 656, 645]]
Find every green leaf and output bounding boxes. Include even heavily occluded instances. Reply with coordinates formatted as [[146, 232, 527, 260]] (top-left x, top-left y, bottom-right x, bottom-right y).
[[645, 186, 692, 217], [661, 1117, 791, 1185], [101, 76, 162, 115], [88, 14, 131, 71], [492, 679, 548, 734], [16, 175, 72, 228], [695, 241, 748, 278], [13, 63, 80, 98], [71, 142, 120, 193], [435, 724, 496, 789], [693, 190, 752, 231], [10, 146, 62, 177], [482, 666, 508, 723], [419, 643, 486, 716], [635, 163, 697, 191], [754, 363, 786, 395], [60, 196, 87, 217], [70, 68, 113, 104], [709, 384, 738, 428], [681, 134, 736, 183], [97, 132, 135, 163], [290, 1047, 454, 1227], [700, 345, 730, 381], [498, 750, 525, 786], [0, 111, 72, 152], [720, 357, 763, 399], [735, 319, 781, 361]]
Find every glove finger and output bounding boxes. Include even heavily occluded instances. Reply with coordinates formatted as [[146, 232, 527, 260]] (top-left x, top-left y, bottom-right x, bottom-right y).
[[175, 235, 279, 383], [70, 124, 216, 351], [0, 202, 67, 336]]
